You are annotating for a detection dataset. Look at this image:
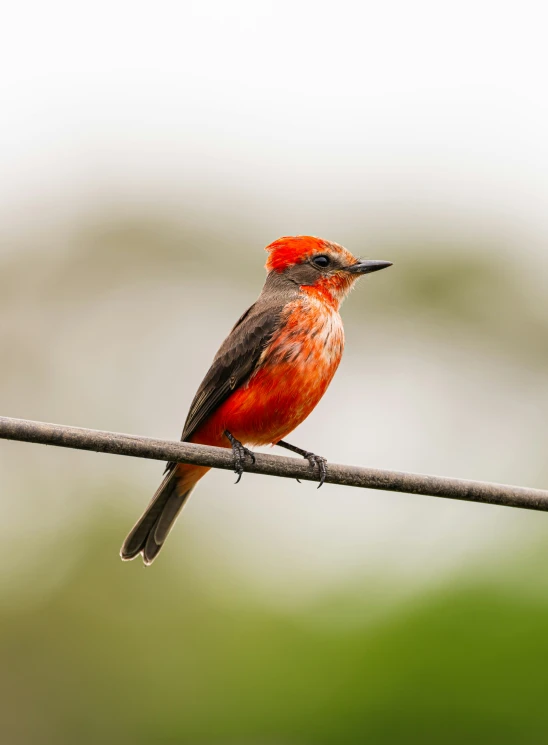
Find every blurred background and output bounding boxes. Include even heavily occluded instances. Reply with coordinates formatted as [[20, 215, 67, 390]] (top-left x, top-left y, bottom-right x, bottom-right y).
[[1, 1, 548, 743]]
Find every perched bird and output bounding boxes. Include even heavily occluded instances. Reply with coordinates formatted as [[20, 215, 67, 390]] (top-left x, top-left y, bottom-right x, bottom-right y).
[[121, 236, 392, 565]]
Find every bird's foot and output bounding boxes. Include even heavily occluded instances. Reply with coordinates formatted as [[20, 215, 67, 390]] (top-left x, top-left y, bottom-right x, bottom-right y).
[[276, 440, 327, 488], [224, 430, 256, 484], [303, 451, 328, 488]]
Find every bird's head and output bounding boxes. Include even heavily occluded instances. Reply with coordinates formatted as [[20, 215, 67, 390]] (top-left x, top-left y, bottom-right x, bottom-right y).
[[265, 235, 392, 308]]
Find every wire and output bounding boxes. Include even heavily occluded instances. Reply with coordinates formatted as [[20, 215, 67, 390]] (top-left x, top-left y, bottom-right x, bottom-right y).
[[1, 415, 547, 512]]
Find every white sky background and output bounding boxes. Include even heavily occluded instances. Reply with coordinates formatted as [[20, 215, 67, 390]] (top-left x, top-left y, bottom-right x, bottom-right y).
[[1, 0, 548, 247]]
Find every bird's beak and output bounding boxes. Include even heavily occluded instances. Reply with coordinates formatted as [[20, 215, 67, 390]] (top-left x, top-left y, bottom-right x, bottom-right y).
[[346, 259, 393, 275]]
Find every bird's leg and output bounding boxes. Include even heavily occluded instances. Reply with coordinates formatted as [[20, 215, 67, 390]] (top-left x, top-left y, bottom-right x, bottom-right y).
[[224, 430, 256, 484], [276, 440, 328, 488]]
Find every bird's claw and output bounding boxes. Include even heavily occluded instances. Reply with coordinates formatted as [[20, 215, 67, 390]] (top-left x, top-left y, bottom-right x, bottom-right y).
[[303, 451, 328, 488], [225, 431, 255, 484]]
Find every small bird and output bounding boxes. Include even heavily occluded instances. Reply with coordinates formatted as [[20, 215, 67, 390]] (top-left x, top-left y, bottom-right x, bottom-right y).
[[121, 236, 391, 564]]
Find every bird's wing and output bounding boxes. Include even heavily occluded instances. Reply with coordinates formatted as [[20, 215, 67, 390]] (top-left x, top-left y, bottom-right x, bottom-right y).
[[179, 299, 286, 444]]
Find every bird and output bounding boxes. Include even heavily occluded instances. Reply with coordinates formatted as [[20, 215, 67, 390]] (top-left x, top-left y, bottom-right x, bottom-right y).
[[120, 235, 392, 565]]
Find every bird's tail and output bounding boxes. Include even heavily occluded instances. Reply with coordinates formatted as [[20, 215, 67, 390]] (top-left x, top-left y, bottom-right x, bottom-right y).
[[120, 463, 208, 565]]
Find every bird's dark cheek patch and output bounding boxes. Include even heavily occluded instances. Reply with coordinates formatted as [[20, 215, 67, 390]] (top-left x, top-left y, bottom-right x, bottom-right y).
[[283, 263, 324, 286]]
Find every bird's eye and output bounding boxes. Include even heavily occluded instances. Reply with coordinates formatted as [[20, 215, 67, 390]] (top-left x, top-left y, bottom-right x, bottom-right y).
[[312, 255, 331, 268]]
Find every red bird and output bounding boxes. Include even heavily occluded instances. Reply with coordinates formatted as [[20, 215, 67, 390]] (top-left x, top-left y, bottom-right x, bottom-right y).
[[121, 236, 391, 564]]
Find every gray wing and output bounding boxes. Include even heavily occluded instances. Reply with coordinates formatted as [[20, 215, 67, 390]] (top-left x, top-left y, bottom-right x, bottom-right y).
[[179, 301, 283, 442]]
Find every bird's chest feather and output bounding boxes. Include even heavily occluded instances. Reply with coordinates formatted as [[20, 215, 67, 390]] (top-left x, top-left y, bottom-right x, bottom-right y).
[[264, 296, 345, 380], [222, 296, 345, 444]]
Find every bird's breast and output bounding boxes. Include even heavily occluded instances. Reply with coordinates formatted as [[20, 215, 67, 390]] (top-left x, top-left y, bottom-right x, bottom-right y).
[[227, 296, 344, 444], [264, 295, 345, 370]]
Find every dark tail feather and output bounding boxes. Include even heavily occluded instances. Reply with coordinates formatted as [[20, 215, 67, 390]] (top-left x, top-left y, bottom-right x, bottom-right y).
[[120, 470, 195, 565]]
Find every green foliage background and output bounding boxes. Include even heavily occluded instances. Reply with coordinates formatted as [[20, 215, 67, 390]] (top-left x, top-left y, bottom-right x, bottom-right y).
[[3, 516, 548, 744]]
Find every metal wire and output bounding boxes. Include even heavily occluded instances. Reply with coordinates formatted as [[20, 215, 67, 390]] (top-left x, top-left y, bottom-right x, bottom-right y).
[[1, 415, 548, 511]]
